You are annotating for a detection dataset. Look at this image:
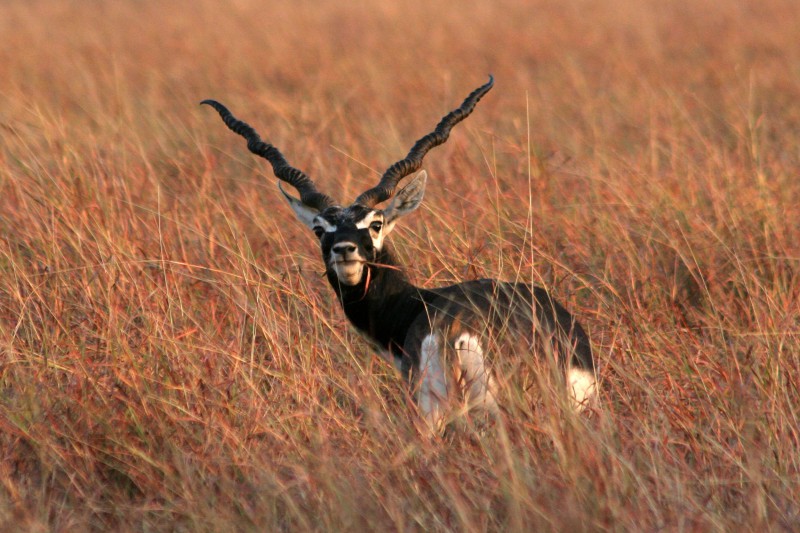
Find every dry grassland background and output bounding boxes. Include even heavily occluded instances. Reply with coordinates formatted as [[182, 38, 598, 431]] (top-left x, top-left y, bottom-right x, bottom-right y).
[[1, 0, 799, 530]]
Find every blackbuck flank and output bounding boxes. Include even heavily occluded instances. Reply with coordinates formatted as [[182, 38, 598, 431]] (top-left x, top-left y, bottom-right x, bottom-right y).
[[202, 76, 596, 430]]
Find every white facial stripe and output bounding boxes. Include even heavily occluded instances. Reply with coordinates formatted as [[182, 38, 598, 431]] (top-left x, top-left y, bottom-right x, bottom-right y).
[[353, 210, 389, 251], [314, 217, 337, 233], [354, 211, 383, 230]]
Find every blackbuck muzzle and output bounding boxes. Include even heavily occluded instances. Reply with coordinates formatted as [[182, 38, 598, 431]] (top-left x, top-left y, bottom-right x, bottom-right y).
[[202, 76, 596, 431]]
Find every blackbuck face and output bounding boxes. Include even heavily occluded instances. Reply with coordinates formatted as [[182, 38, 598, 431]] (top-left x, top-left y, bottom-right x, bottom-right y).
[[281, 170, 427, 287], [202, 76, 597, 431]]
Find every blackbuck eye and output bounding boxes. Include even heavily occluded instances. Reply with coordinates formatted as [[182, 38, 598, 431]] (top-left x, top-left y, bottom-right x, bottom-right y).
[[313, 227, 324, 238], [369, 221, 383, 233]]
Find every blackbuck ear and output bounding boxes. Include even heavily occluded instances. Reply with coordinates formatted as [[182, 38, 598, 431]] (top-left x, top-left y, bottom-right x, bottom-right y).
[[278, 182, 319, 228], [383, 170, 427, 230]]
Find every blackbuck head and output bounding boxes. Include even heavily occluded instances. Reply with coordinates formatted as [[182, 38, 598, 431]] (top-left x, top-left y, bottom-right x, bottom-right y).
[[201, 76, 494, 287]]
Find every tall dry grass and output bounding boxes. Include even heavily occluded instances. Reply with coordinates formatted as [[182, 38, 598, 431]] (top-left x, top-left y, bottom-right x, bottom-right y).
[[1, 0, 799, 530]]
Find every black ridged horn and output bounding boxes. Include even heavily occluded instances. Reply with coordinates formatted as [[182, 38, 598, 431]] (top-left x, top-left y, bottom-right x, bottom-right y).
[[201, 100, 335, 211], [354, 75, 494, 208]]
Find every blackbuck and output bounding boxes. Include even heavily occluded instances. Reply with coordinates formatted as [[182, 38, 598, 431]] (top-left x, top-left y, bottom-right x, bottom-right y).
[[202, 76, 596, 430]]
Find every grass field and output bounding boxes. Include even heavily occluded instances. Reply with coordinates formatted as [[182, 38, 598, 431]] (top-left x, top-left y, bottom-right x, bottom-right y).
[[2, 0, 800, 530]]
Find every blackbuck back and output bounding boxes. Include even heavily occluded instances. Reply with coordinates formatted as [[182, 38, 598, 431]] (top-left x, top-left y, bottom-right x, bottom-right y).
[[202, 76, 596, 431]]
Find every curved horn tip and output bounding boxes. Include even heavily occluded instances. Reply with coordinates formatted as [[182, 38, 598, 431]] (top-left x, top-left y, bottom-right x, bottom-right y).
[[479, 75, 494, 93], [200, 100, 229, 114]]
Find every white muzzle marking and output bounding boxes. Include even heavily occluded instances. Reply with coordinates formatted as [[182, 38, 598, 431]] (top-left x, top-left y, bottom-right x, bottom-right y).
[[332, 260, 365, 285]]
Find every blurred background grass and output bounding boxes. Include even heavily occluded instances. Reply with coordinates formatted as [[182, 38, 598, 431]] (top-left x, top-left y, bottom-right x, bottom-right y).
[[1, 0, 799, 530]]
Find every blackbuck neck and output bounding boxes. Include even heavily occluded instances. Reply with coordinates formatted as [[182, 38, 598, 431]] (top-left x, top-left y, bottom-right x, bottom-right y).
[[328, 244, 426, 355]]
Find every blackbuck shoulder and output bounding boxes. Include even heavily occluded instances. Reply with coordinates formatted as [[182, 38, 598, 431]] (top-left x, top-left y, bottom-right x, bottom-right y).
[[202, 76, 597, 431]]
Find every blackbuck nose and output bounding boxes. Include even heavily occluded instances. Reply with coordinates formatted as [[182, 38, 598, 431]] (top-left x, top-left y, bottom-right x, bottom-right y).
[[332, 243, 357, 256]]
